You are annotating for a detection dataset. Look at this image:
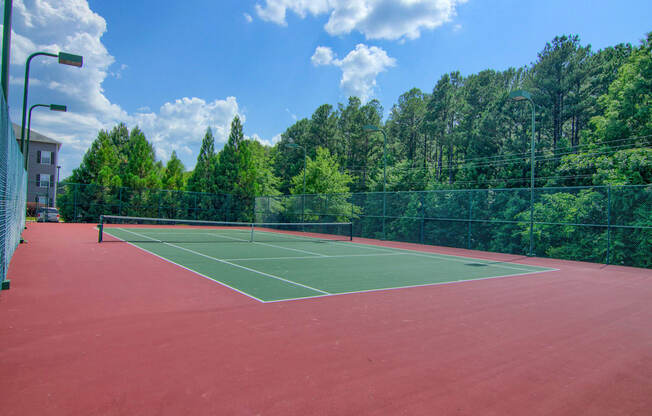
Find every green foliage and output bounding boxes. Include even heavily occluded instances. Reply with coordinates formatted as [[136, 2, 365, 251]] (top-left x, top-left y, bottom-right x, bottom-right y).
[[162, 151, 186, 190], [212, 116, 280, 221], [290, 147, 351, 195], [289, 147, 358, 222], [590, 33, 651, 142], [187, 127, 216, 193], [516, 190, 608, 261], [123, 127, 161, 190], [60, 32, 650, 267]]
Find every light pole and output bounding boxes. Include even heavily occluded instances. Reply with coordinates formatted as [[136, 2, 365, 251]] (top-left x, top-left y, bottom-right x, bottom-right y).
[[1, 0, 12, 101], [26, 104, 67, 168], [27, 104, 66, 208], [285, 142, 306, 223], [509, 89, 536, 257], [56, 165, 61, 208], [20, 51, 82, 163], [363, 125, 387, 239]]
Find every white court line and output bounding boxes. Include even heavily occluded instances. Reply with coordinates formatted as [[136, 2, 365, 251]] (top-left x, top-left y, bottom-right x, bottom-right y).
[[103, 230, 266, 303], [262, 268, 558, 303], [201, 232, 329, 257], [332, 241, 556, 273], [116, 228, 330, 295], [223, 252, 407, 261], [105, 228, 556, 304]]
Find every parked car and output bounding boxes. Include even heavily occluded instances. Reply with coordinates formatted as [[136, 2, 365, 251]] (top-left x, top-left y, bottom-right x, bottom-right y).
[[36, 207, 60, 223]]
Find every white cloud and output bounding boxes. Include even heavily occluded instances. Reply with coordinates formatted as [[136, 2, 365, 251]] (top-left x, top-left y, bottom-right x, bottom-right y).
[[311, 46, 336, 66], [244, 13, 253, 23], [311, 44, 395, 102], [4, 0, 244, 176], [249, 133, 281, 147], [134, 96, 241, 165], [254, 0, 467, 41]]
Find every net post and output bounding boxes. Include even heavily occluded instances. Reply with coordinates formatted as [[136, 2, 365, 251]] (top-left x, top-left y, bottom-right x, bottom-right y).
[[250, 222, 254, 242], [98, 215, 104, 243], [349, 222, 353, 241]]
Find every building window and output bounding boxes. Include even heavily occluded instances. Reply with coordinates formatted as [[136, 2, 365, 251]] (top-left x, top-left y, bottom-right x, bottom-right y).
[[37, 195, 48, 205], [38, 174, 51, 187], [37, 150, 54, 165]]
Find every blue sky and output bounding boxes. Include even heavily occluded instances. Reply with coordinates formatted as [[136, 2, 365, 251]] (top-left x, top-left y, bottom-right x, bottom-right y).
[[2, 0, 650, 177]]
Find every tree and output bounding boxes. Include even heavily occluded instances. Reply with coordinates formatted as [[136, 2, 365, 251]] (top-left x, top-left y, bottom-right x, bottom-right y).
[[187, 127, 216, 193], [243, 140, 279, 197], [338, 97, 383, 191], [388, 88, 427, 168], [68, 130, 121, 187], [309, 104, 339, 159], [288, 147, 357, 222], [425, 72, 463, 184], [215, 116, 245, 195], [123, 127, 161, 190], [272, 118, 312, 194], [162, 151, 186, 190], [590, 33, 651, 143]]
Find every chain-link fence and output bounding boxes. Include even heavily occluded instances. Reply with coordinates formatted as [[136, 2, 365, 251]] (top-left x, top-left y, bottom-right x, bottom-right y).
[[1, 90, 27, 288], [55, 183, 246, 223], [256, 185, 651, 268]]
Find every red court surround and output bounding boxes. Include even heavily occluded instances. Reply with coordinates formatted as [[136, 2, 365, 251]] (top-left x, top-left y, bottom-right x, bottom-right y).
[[1, 223, 651, 415]]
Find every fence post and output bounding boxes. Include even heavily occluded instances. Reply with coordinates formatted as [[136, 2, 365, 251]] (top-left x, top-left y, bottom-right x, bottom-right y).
[[118, 187, 122, 216], [73, 183, 78, 222], [606, 185, 612, 265], [382, 191, 386, 240], [301, 193, 305, 223], [420, 192, 425, 244], [226, 194, 232, 222], [267, 196, 271, 222], [467, 190, 473, 250]]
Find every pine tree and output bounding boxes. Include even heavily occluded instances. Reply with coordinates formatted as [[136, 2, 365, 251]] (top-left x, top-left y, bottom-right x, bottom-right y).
[[214, 116, 244, 195], [124, 127, 161, 189], [162, 151, 186, 190], [187, 127, 216, 193]]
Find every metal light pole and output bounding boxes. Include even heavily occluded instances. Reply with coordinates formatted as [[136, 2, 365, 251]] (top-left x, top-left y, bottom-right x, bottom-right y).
[[26, 103, 67, 169], [286, 142, 306, 223], [509, 90, 536, 257], [1, 0, 12, 101], [20, 51, 82, 165], [364, 125, 387, 239], [56, 165, 61, 208]]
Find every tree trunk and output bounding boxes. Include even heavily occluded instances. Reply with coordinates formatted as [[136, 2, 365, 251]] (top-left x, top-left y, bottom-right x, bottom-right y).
[[437, 143, 443, 180], [448, 144, 454, 185]]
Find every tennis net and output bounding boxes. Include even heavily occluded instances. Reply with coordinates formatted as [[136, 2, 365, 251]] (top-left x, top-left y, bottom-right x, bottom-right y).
[[98, 215, 353, 244]]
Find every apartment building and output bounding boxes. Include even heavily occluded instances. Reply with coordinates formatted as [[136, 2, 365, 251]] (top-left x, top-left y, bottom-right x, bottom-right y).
[[13, 123, 62, 208]]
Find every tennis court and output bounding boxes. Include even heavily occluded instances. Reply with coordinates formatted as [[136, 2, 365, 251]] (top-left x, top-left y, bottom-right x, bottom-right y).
[[4, 222, 652, 416], [100, 216, 555, 302]]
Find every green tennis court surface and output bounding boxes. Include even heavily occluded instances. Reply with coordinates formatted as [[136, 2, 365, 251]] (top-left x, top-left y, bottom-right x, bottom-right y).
[[104, 227, 555, 302]]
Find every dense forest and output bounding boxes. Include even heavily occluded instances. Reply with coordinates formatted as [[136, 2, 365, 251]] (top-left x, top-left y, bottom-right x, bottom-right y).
[[64, 33, 651, 197], [57, 33, 650, 266]]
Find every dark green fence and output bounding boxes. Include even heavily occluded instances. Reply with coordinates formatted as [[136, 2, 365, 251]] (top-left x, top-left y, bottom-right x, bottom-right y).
[[255, 185, 651, 268], [1, 88, 27, 289], [55, 183, 246, 223]]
